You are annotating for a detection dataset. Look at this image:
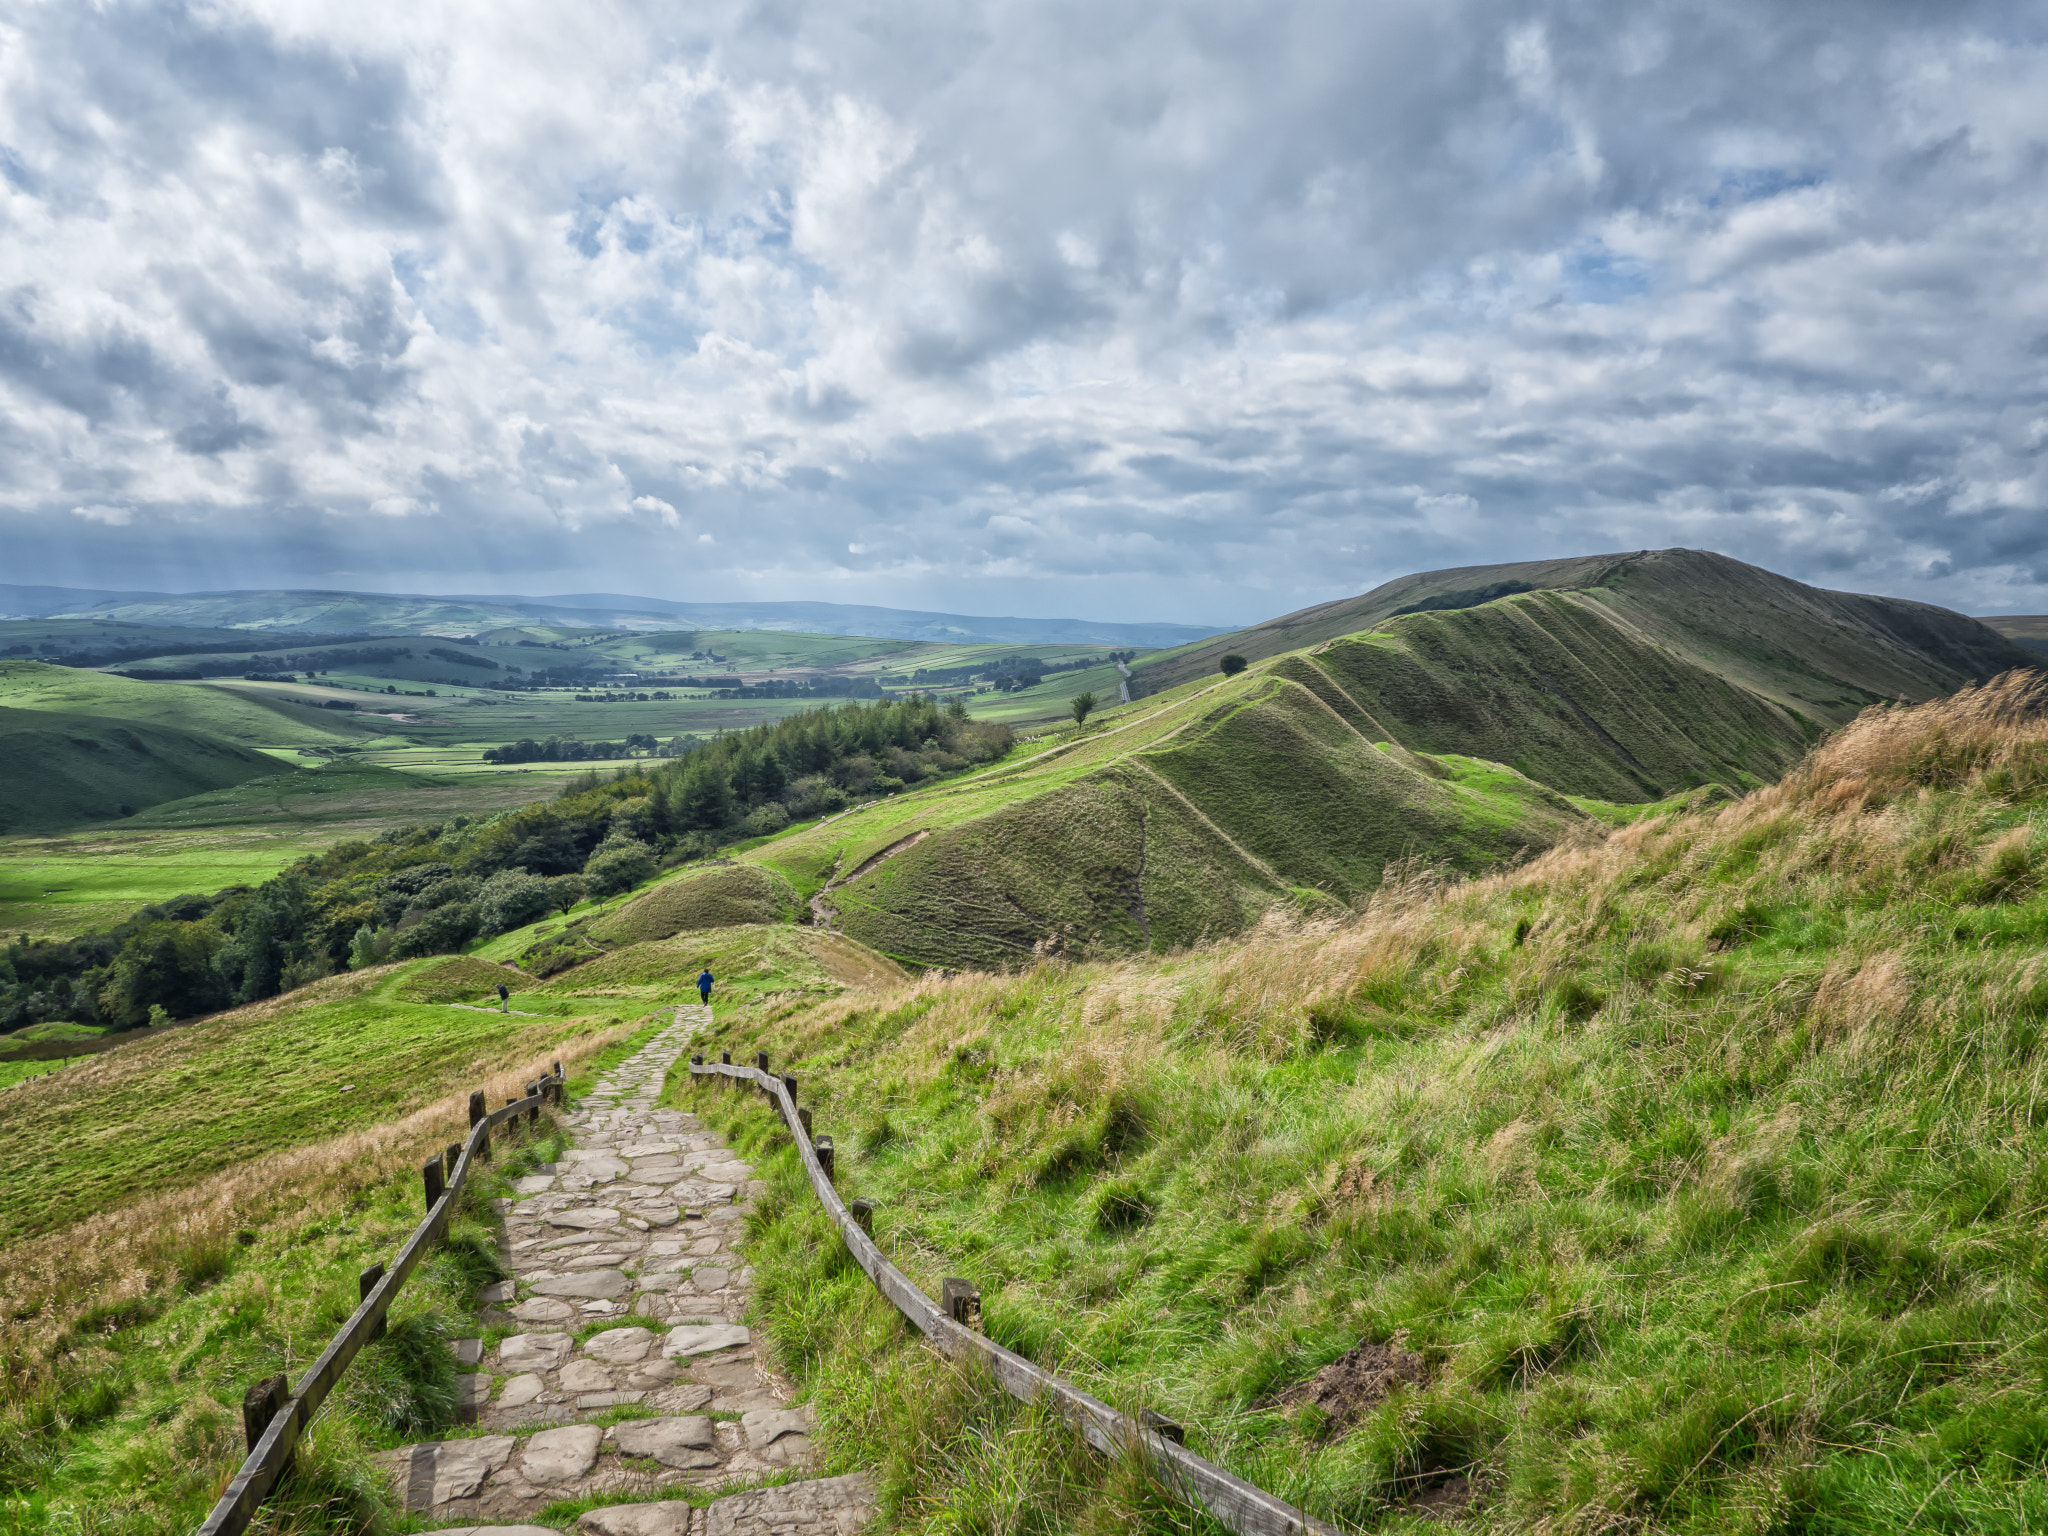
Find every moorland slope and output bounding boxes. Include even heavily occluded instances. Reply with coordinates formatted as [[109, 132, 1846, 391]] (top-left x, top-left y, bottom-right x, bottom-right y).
[[1132, 547, 2034, 716]]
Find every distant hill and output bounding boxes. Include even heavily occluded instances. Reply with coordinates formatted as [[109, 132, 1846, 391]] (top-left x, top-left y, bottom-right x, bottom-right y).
[[1981, 615, 2048, 659], [1130, 549, 2035, 720], [0, 584, 1222, 649], [0, 661, 377, 750], [0, 707, 281, 833]]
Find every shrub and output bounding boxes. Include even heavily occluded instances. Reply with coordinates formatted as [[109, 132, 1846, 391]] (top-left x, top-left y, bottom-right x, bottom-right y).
[[744, 803, 791, 837], [390, 902, 479, 959], [478, 869, 554, 934], [584, 841, 657, 898], [1219, 653, 1248, 676]]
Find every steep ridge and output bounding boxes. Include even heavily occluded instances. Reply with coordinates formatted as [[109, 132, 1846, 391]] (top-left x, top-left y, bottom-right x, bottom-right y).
[[1292, 589, 1816, 800], [1131, 548, 2035, 712], [750, 666, 1585, 971], [738, 551, 2038, 970]]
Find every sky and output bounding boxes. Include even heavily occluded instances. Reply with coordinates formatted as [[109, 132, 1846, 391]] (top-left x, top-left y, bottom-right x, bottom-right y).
[[2, 1, 2046, 627]]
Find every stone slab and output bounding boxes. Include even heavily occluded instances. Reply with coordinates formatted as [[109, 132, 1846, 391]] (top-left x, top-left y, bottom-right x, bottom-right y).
[[519, 1422, 604, 1482], [663, 1323, 750, 1357], [700, 1474, 876, 1536], [583, 1326, 657, 1364], [510, 1298, 576, 1324], [548, 1207, 623, 1230], [577, 1503, 693, 1536], [498, 1373, 545, 1408], [612, 1414, 718, 1469], [499, 1333, 573, 1372], [530, 1269, 630, 1299]]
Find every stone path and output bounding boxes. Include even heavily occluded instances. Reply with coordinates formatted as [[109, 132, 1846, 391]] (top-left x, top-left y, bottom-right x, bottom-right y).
[[374, 1006, 875, 1534]]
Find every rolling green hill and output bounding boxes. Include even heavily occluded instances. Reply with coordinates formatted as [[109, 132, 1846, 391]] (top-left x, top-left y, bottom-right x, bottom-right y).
[[0, 707, 283, 834], [0, 661, 377, 750], [1132, 548, 2035, 717]]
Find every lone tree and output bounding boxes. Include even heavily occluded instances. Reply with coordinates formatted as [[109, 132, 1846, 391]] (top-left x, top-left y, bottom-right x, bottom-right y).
[[1070, 690, 1098, 726], [1218, 653, 1248, 676]]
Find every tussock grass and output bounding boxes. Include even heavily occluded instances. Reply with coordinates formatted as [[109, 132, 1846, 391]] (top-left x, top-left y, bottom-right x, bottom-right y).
[[699, 674, 2048, 1533]]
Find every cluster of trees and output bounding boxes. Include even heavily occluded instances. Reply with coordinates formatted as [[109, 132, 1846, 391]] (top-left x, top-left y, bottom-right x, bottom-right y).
[[1, 696, 1013, 1035], [482, 733, 711, 763], [648, 693, 1011, 837]]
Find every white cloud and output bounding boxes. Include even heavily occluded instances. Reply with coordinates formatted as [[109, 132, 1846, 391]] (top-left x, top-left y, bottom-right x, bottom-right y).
[[1, 0, 2046, 622]]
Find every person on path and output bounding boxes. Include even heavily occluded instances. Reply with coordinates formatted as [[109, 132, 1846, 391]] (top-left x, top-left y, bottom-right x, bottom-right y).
[[497, 982, 509, 1014], [697, 968, 713, 1005]]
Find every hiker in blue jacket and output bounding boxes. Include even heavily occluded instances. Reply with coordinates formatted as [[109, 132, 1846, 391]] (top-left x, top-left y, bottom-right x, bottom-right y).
[[697, 968, 713, 1004]]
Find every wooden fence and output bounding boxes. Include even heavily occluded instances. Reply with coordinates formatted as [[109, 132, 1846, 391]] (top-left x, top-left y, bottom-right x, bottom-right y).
[[192, 1067, 568, 1536], [690, 1053, 1341, 1536]]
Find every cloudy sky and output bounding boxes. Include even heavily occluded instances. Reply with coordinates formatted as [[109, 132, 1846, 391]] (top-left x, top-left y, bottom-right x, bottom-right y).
[[2, 0, 2046, 625]]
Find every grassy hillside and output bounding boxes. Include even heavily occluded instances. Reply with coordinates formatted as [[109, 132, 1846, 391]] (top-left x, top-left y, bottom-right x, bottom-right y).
[[0, 661, 376, 749], [0, 960, 627, 1246], [0, 707, 283, 834], [1133, 548, 2035, 717], [1297, 590, 1815, 800], [693, 673, 2048, 1534], [740, 663, 1585, 969]]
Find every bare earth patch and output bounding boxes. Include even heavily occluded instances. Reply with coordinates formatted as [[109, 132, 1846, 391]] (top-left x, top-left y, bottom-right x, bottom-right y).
[[1274, 1339, 1430, 1436]]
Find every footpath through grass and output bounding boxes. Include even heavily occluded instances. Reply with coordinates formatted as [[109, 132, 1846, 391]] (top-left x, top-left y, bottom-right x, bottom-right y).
[[699, 674, 2048, 1534]]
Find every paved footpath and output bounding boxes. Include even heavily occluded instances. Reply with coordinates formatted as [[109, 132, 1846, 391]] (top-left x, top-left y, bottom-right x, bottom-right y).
[[374, 1005, 875, 1536]]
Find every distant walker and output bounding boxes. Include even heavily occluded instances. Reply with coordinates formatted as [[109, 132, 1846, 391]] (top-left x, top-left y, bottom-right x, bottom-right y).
[[697, 968, 713, 1006], [496, 982, 509, 1014]]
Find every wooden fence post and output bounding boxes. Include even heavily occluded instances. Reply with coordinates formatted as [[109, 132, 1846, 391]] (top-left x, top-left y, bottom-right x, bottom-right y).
[[526, 1083, 540, 1125], [422, 1156, 445, 1210], [942, 1278, 981, 1330], [756, 1051, 770, 1072], [850, 1198, 874, 1236], [797, 1106, 812, 1141], [1140, 1408, 1186, 1445], [721, 1051, 731, 1064], [444, 1144, 460, 1181], [359, 1263, 386, 1340], [470, 1088, 491, 1161], [815, 1135, 834, 1181], [242, 1373, 290, 1468]]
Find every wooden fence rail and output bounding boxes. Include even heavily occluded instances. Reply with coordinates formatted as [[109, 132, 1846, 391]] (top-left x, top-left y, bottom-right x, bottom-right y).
[[192, 1067, 568, 1536], [690, 1055, 1340, 1536]]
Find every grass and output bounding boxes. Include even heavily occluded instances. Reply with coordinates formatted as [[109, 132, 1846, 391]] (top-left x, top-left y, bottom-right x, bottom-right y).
[[0, 705, 284, 834], [1130, 548, 2033, 719], [679, 672, 2048, 1534], [0, 826, 355, 939], [0, 1084, 591, 1536], [0, 957, 640, 1246], [736, 661, 1587, 970], [0, 661, 377, 750]]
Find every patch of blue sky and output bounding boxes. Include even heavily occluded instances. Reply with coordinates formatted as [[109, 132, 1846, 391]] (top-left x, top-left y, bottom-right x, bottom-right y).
[[1561, 243, 1649, 305], [612, 299, 701, 358], [1707, 166, 1824, 209]]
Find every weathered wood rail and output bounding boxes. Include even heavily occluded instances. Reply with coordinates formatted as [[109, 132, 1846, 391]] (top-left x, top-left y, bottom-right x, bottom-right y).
[[691, 1053, 1341, 1536], [192, 1068, 568, 1536]]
